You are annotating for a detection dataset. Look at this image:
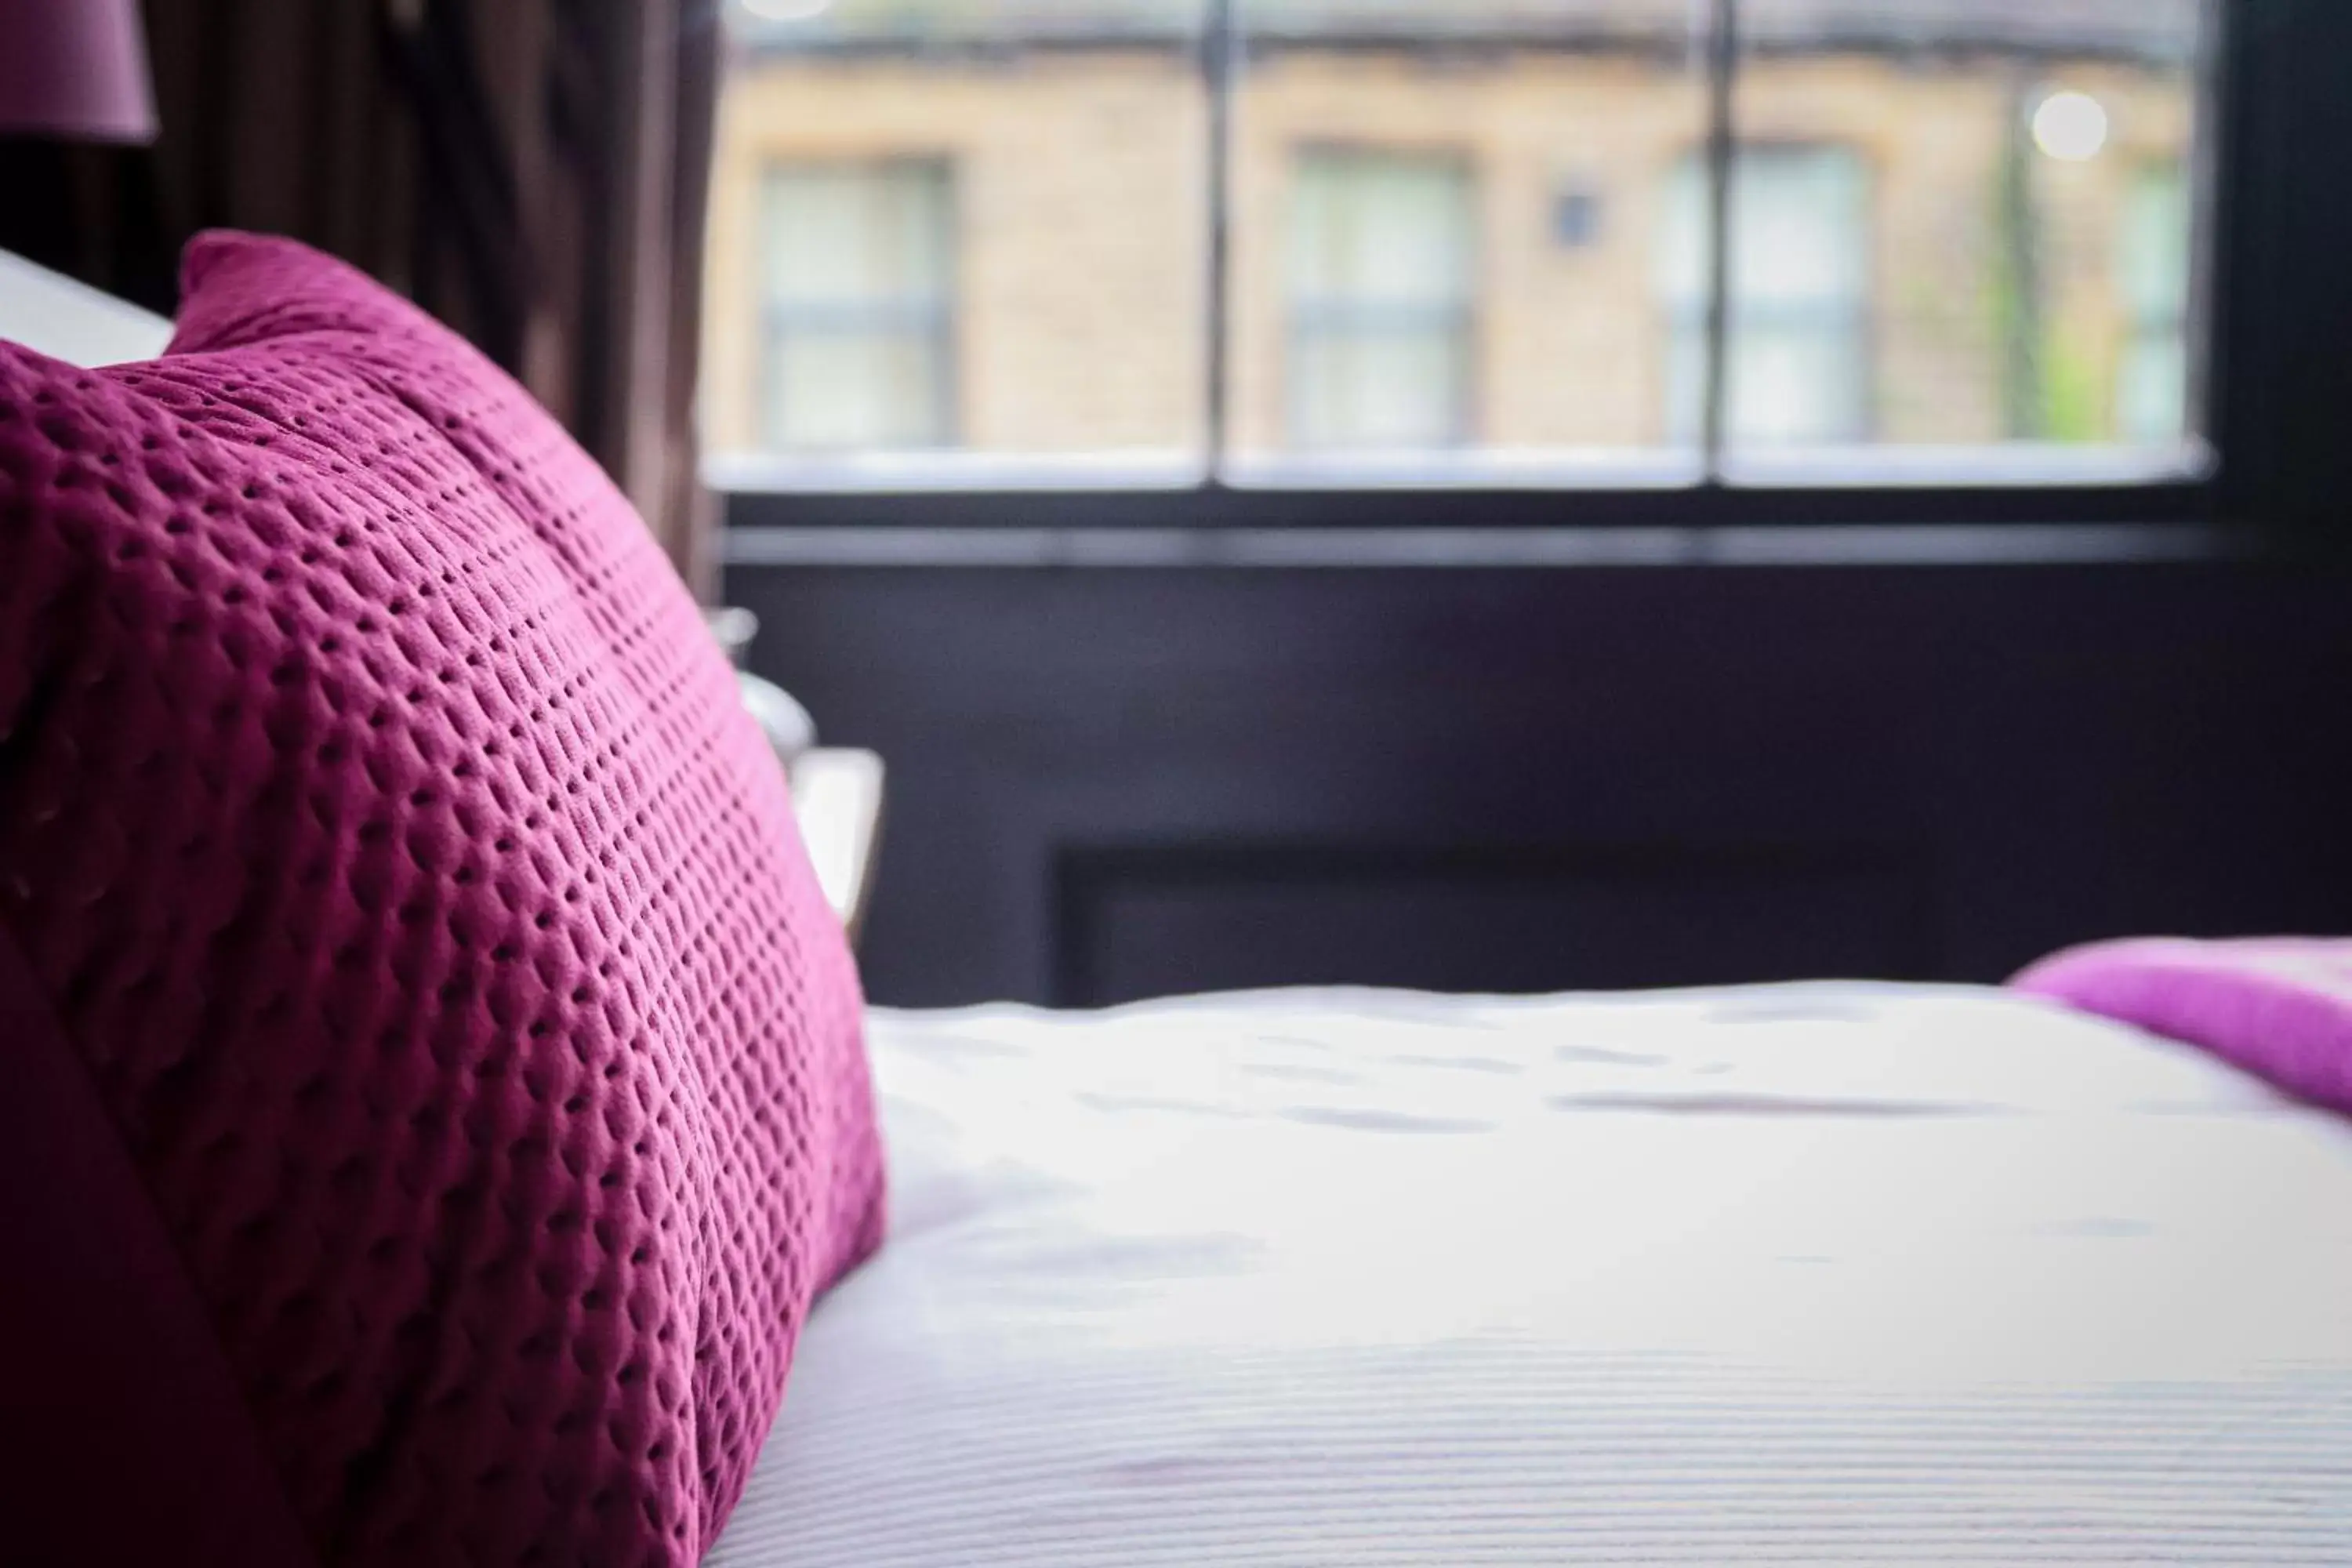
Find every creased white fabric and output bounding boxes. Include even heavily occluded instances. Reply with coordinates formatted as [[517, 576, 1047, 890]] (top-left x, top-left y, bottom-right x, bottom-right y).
[[711, 982, 2352, 1566]]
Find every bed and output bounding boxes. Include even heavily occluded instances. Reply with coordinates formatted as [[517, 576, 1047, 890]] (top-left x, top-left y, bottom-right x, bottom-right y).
[[12, 249, 2345, 1567], [713, 981, 2352, 1566]]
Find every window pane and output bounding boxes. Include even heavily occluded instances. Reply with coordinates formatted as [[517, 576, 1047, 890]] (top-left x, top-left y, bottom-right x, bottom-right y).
[[705, 0, 1210, 477], [766, 325, 952, 451], [1291, 153, 1473, 305], [1232, 0, 1708, 478], [1288, 152, 1473, 448], [2117, 162, 2190, 444], [761, 163, 953, 451], [1730, 0, 2207, 470], [1292, 326, 1470, 449], [762, 164, 950, 306]]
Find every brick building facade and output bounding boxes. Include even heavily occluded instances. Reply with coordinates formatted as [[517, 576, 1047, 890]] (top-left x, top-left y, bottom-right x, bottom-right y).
[[700, 2, 2200, 463]]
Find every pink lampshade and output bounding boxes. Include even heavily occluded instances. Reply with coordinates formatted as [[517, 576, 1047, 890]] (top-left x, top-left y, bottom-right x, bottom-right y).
[[0, 0, 157, 142]]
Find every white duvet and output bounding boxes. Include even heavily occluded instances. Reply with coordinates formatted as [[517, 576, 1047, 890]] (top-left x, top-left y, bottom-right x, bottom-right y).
[[711, 983, 2352, 1565]]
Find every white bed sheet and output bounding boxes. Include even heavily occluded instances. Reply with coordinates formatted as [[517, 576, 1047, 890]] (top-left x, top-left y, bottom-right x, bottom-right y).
[[712, 982, 2352, 1565]]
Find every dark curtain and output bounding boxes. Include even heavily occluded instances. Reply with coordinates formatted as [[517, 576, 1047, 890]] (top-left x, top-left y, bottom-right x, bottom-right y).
[[0, 0, 721, 597]]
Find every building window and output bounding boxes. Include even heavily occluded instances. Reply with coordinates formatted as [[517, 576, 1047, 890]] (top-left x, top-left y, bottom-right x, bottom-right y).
[[759, 161, 954, 452], [1661, 147, 1870, 448], [2117, 162, 2190, 445], [1286, 151, 1475, 452]]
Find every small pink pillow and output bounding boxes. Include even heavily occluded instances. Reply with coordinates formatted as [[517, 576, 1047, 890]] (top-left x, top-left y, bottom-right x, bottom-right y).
[[2013, 936, 2352, 1114], [0, 234, 884, 1566]]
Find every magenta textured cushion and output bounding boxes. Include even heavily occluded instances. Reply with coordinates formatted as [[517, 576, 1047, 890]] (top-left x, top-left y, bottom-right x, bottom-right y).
[[2013, 935, 2352, 1115], [0, 233, 885, 1566]]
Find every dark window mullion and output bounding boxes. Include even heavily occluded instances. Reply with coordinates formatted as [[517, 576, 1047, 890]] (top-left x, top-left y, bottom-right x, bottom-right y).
[[1700, 0, 1740, 483], [1204, 0, 1240, 480]]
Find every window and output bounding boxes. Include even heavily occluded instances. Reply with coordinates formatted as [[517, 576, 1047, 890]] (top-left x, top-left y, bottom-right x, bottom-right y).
[[1287, 151, 1475, 451], [1661, 147, 1870, 448], [2118, 162, 2191, 445], [758, 162, 954, 452], [706, 0, 2214, 497]]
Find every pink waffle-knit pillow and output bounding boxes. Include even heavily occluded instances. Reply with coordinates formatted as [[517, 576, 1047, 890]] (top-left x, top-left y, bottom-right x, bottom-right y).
[[0, 233, 884, 1567]]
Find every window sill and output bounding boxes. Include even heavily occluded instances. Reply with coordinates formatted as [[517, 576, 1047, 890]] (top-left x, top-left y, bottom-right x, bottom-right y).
[[705, 439, 2212, 498]]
